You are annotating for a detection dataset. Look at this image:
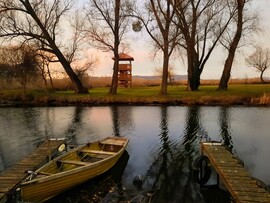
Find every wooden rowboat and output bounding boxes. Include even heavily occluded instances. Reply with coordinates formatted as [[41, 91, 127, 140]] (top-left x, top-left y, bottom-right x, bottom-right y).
[[20, 136, 129, 202]]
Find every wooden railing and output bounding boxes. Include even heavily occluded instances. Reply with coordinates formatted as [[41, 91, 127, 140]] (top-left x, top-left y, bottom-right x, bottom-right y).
[[119, 64, 131, 71], [119, 74, 131, 81]]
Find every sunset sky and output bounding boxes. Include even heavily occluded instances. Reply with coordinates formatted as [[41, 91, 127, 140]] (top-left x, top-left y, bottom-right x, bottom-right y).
[[92, 0, 270, 80]]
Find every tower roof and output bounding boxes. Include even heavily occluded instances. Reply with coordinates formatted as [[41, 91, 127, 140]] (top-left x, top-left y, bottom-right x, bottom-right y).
[[112, 53, 134, 61]]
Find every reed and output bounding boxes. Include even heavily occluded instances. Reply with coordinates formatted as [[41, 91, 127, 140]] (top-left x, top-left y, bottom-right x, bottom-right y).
[[251, 93, 270, 105]]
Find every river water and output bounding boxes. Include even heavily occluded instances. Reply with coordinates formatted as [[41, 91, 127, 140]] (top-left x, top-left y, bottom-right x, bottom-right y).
[[0, 106, 270, 202]]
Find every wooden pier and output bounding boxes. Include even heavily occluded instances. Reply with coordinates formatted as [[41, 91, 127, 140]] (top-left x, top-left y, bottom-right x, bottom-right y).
[[0, 138, 65, 202], [202, 142, 270, 203]]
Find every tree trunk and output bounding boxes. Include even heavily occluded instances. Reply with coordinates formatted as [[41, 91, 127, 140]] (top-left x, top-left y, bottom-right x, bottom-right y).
[[186, 46, 194, 91], [110, 55, 119, 94], [192, 68, 201, 90], [218, 0, 244, 90], [23, 0, 88, 94], [53, 46, 88, 93], [160, 48, 169, 95], [187, 47, 201, 91], [188, 70, 201, 91], [41, 68, 48, 93], [47, 64, 54, 90], [109, 0, 120, 95], [218, 55, 234, 90], [260, 70, 265, 83]]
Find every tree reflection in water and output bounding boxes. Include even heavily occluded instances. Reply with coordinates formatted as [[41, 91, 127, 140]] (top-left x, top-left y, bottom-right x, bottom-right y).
[[0, 106, 237, 202], [53, 106, 233, 202], [219, 107, 233, 152], [111, 106, 121, 137], [141, 106, 205, 203], [138, 106, 231, 203], [111, 106, 135, 137], [64, 106, 84, 145]]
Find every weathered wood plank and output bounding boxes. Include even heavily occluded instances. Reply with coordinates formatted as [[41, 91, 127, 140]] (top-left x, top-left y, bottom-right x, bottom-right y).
[[237, 195, 270, 202], [80, 149, 116, 155], [202, 142, 270, 203], [0, 139, 65, 202], [59, 160, 89, 166], [240, 201, 270, 203]]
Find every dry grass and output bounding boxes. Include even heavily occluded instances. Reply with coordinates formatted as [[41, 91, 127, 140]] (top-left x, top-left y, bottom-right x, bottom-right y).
[[251, 93, 270, 105], [86, 77, 265, 87], [200, 78, 264, 85], [0, 76, 267, 91]]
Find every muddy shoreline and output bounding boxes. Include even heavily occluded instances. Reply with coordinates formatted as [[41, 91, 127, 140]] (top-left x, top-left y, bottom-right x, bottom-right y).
[[0, 94, 265, 107]]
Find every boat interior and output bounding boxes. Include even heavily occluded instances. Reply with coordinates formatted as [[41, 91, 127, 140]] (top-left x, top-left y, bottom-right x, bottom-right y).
[[31, 140, 124, 178]]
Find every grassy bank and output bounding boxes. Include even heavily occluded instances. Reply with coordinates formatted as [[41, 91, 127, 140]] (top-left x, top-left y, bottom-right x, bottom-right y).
[[1, 84, 270, 106]]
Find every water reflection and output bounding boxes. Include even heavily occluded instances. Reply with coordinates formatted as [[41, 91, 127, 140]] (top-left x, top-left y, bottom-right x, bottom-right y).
[[111, 106, 120, 136], [218, 107, 233, 152], [64, 107, 84, 145], [137, 106, 205, 202], [147, 106, 172, 200], [0, 108, 45, 168], [183, 106, 204, 156], [1, 106, 270, 202], [110, 106, 134, 137]]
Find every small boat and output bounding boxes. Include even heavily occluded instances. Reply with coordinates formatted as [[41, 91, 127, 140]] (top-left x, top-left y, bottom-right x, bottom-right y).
[[19, 136, 129, 202]]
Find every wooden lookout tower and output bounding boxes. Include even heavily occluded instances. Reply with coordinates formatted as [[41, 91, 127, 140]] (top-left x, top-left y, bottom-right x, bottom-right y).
[[114, 53, 134, 87]]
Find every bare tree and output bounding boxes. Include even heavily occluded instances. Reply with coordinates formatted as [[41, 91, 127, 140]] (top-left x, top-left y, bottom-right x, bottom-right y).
[[0, 0, 88, 93], [32, 11, 94, 93], [0, 45, 40, 94], [245, 46, 270, 83], [34, 51, 57, 92], [218, 0, 256, 90], [67, 12, 98, 86], [84, 0, 131, 94], [172, 0, 234, 91], [131, 0, 180, 95], [74, 57, 97, 83], [154, 65, 175, 85]]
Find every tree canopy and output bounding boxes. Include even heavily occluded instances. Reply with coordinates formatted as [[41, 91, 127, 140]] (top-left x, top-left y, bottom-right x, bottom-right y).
[[0, 0, 88, 93], [246, 46, 270, 83]]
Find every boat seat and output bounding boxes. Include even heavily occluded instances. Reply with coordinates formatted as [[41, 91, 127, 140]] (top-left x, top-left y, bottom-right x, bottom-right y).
[[79, 149, 116, 155], [99, 139, 125, 146], [37, 171, 52, 176], [59, 160, 89, 166]]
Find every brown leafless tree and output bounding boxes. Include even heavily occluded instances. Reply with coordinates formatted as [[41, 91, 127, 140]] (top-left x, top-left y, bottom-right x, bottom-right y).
[[131, 0, 180, 95], [34, 51, 57, 92], [149, 0, 180, 94], [245, 46, 270, 83], [172, 0, 234, 91], [218, 0, 257, 90], [0, 45, 40, 94], [84, 0, 131, 94], [0, 0, 88, 93], [67, 12, 98, 86], [154, 65, 176, 85], [74, 57, 97, 83]]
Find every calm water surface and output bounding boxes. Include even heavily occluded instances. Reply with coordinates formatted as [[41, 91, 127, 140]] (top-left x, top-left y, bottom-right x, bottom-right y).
[[0, 106, 270, 202]]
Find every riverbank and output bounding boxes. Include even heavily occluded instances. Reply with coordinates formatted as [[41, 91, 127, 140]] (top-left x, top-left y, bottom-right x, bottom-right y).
[[1, 84, 270, 106]]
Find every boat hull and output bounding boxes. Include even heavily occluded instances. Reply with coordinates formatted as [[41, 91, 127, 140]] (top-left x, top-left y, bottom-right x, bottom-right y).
[[20, 137, 128, 202]]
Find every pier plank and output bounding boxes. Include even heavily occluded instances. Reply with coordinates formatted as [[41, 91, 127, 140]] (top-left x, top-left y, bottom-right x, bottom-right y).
[[202, 142, 270, 203], [0, 139, 65, 202]]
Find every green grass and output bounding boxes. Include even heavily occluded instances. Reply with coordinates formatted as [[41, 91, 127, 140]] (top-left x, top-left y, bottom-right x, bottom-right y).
[[79, 84, 270, 98], [1, 84, 270, 106]]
